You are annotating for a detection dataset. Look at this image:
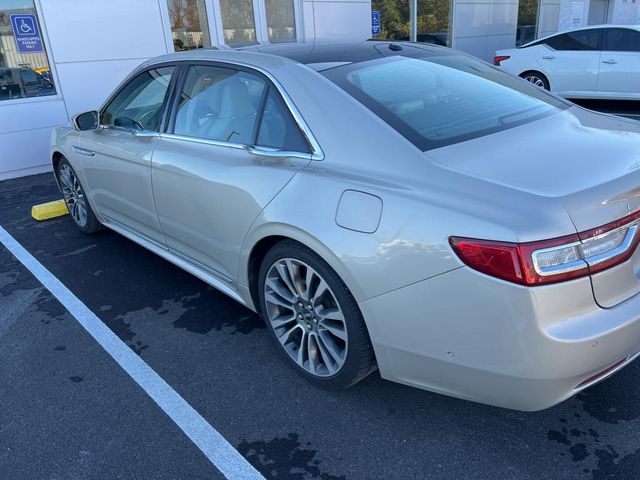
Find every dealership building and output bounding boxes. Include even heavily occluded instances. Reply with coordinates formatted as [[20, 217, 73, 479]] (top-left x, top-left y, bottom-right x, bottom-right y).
[[1, 0, 639, 180]]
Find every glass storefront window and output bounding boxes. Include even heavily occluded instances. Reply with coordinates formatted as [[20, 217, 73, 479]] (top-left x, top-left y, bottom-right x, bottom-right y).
[[371, 0, 409, 40], [517, 0, 539, 46], [265, 0, 296, 43], [0, 1, 55, 101], [417, 0, 450, 47], [220, 0, 257, 46], [371, 1, 451, 46], [167, 0, 211, 51]]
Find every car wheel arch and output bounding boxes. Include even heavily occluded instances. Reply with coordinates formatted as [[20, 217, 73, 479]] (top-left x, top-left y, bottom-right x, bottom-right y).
[[519, 70, 551, 90], [241, 224, 367, 314], [52, 151, 64, 172]]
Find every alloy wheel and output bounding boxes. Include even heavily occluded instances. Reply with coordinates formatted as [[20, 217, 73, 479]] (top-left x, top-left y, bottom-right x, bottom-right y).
[[263, 258, 348, 377], [524, 75, 546, 88], [59, 163, 88, 227]]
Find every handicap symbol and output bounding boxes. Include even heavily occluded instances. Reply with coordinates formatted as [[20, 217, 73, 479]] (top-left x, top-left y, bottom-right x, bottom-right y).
[[19, 18, 34, 34]]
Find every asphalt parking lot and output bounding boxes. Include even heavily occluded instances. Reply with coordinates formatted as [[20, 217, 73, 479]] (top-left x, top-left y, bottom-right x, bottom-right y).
[[2, 135, 640, 478]]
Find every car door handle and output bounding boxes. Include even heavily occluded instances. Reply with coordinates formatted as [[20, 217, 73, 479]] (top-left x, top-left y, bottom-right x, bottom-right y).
[[602, 59, 618, 64], [72, 146, 95, 157], [542, 55, 556, 60]]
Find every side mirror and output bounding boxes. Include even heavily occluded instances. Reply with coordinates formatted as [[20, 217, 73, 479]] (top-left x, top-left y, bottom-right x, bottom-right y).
[[74, 110, 99, 131]]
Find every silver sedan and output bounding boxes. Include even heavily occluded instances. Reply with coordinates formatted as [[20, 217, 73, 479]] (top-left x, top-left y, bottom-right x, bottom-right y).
[[50, 41, 640, 410]]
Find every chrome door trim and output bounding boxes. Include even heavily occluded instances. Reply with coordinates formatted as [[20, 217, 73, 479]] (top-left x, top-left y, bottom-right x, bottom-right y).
[[159, 133, 312, 161], [168, 247, 234, 284], [72, 146, 96, 157]]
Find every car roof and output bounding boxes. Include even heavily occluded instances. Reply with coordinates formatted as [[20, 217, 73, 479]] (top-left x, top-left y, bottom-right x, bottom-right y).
[[239, 40, 447, 65], [138, 40, 450, 73]]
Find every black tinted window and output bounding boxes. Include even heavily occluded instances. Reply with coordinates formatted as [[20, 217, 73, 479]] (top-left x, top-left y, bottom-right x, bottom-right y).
[[545, 29, 602, 50], [256, 89, 310, 152], [102, 67, 174, 131], [605, 28, 640, 52]]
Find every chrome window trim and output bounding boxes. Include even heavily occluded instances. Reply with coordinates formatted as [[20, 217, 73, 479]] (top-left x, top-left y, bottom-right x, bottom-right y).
[[96, 59, 324, 160], [161, 132, 248, 151], [159, 133, 312, 161], [171, 59, 324, 160]]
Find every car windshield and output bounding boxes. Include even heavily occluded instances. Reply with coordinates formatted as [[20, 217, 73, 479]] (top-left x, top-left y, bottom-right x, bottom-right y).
[[321, 55, 569, 151]]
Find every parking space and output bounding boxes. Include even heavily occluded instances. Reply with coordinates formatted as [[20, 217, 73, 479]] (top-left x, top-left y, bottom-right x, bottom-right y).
[[2, 172, 640, 479]]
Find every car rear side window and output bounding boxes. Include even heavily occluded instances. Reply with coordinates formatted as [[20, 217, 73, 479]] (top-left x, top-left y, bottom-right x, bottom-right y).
[[173, 65, 265, 145], [544, 29, 602, 50], [605, 28, 640, 52], [322, 55, 568, 151], [256, 88, 311, 152]]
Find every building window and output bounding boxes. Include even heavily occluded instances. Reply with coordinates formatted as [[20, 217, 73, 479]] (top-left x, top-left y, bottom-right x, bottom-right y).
[[0, 1, 55, 101], [417, 0, 451, 47], [265, 0, 296, 43], [167, 0, 212, 51], [517, 0, 539, 46], [220, 0, 257, 46], [370, 1, 451, 46]]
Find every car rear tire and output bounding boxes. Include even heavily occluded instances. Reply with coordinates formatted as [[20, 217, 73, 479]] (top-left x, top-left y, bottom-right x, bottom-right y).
[[56, 157, 102, 234], [520, 71, 550, 90], [258, 240, 375, 389]]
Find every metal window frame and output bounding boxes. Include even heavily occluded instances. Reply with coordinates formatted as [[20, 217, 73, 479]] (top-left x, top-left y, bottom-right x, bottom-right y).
[[161, 59, 322, 160]]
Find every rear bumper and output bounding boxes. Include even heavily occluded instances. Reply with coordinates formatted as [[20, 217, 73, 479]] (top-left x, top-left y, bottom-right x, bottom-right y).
[[359, 267, 640, 411]]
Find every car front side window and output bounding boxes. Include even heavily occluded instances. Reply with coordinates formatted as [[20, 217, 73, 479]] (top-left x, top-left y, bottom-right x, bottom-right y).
[[102, 66, 175, 132], [173, 65, 266, 145]]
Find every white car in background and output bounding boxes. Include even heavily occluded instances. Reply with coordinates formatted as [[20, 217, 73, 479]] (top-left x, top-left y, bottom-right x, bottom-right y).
[[494, 25, 640, 100]]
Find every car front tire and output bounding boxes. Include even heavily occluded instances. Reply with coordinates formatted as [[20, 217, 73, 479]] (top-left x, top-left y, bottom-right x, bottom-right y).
[[258, 240, 375, 388], [56, 157, 102, 234]]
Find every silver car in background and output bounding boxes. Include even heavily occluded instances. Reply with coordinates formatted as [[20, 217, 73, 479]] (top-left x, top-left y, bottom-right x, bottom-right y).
[[50, 41, 640, 410]]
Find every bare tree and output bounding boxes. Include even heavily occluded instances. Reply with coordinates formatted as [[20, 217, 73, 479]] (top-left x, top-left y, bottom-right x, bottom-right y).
[[168, 0, 187, 28]]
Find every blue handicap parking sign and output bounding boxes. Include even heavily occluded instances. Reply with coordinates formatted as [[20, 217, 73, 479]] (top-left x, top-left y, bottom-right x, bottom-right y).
[[10, 13, 43, 54], [371, 10, 381, 36]]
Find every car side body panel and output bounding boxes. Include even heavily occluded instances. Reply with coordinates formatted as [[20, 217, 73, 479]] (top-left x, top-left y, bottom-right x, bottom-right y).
[[50, 45, 640, 410]]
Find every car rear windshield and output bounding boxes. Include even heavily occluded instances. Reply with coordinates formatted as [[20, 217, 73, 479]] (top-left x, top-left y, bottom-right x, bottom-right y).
[[321, 55, 569, 151]]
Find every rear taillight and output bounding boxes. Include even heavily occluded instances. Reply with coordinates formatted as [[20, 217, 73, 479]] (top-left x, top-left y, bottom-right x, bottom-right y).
[[493, 55, 510, 66], [450, 210, 640, 286]]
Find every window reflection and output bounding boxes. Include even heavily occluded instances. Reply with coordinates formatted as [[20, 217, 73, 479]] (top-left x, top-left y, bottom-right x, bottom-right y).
[[0, 1, 55, 101], [167, 0, 211, 51], [517, 0, 539, 46], [370, 1, 451, 46], [220, 0, 257, 46], [417, 0, 450, 47], [265, 0, 296, 43]]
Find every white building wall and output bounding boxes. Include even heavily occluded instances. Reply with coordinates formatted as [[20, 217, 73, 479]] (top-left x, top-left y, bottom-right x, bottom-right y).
[[538, 0, 562, 37], [557, 0, 590, 30], [536, 0, 640, 41], [610, 0, 640, 24], [302, 0, 371, 41], [451, 0, 519, 62]]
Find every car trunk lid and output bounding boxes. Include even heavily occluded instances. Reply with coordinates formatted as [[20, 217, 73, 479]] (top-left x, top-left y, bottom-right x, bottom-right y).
[[427, 106, 640, 307]]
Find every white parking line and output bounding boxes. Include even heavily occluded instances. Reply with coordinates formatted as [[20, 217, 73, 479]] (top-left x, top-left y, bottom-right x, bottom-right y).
[[0, 225, 265, 480]]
